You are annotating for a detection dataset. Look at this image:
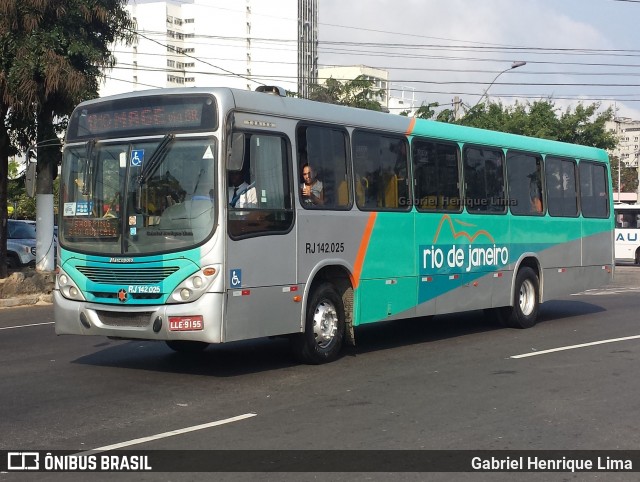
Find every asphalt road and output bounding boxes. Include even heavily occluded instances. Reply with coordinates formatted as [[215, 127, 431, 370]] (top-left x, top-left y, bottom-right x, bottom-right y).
[[1, 266, 640, 481]]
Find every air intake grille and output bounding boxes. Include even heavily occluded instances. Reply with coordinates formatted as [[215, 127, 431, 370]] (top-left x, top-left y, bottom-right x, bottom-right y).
[[77, 266, 179, 284], [96, 310, 153, 327]]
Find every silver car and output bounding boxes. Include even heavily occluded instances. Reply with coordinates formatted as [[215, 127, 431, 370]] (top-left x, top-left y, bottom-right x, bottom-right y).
[[6, 220, 37, 268]]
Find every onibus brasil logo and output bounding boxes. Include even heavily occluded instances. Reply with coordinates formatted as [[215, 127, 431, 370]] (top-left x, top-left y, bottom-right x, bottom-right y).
[[421, 215, 509, 273]]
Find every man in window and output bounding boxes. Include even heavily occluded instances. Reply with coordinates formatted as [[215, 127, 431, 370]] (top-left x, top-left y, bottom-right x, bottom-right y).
[[228, 170, 257, 208], [301, 163, 324, 206]]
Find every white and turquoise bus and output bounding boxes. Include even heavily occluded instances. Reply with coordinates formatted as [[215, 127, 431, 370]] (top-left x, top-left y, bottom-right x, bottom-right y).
[[614, 203, 640, 263], [55, 86, 614, 363]]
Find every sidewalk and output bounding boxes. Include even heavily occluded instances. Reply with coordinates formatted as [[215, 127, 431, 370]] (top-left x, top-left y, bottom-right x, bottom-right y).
[[0, 268, 54, 309]]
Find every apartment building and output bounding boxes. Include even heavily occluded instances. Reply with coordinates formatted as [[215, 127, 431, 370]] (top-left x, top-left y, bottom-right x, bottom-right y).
[[100, 0, 317, 97], [607, 117, 640, 167]]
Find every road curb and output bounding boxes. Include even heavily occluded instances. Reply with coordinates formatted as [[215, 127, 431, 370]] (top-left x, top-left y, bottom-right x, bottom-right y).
[[0, 294, 53, 309]]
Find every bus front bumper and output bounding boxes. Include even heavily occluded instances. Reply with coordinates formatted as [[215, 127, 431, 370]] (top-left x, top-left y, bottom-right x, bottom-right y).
[[53, 290, 224, 344]]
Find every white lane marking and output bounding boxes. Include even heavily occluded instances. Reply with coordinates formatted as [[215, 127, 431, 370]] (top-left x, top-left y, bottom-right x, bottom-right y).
[[76, 413, 257, 455], [511, 335, 640, 359], [573, 287, 640, 296], [0, 322, 55, 331]]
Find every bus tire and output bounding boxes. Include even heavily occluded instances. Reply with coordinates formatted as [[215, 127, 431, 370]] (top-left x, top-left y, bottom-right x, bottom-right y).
[[291, 282, 345, 364], [501, 267, 540, 329], [165, 340, 209, 353]]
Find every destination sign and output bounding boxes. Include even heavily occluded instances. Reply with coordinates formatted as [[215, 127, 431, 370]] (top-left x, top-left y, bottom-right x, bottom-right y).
[[68, 94, 216, 140]]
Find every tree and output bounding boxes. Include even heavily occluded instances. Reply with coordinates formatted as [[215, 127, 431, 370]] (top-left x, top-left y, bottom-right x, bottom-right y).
[[0, 0, 134, 277], [610, 157, 639, 194], [309, 75, 385, 111], [455, 99, 617, 151]]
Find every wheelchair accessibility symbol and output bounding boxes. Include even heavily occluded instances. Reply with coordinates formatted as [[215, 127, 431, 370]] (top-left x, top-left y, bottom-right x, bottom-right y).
[[131, 149, 144, 167], [230, 269, 242, 288]]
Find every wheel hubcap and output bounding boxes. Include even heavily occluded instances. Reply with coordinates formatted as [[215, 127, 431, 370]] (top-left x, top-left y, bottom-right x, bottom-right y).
[[519, 279, 535, 316], [312, 299, 338, 348]]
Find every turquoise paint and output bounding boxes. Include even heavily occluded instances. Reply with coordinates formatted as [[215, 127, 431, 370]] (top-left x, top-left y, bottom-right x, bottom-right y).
[[60, 247, 201, 305]]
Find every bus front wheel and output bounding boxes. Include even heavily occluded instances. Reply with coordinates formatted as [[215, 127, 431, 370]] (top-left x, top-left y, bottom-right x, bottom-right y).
[[499, 267, 540, 329], [291, 282, 345, 364]]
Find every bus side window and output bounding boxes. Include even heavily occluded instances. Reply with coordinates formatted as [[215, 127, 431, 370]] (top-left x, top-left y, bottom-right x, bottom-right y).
[[412, 138, 461, 212], [463, 146, 506, 214], [352, 130, 409, 211], [506, 151, 544, 216], [296, 125, 350, 210]]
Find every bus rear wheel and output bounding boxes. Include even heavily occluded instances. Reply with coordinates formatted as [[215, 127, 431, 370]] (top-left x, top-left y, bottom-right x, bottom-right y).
[[498, 267, 540, 329], [165, 340, 209, 353], [291, 282, 345, 364]]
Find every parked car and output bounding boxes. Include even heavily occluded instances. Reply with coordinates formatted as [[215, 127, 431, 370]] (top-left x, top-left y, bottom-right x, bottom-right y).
[[6, 219, 37, 268]]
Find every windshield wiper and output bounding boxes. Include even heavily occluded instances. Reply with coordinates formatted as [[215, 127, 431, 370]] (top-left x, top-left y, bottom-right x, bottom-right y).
[[81, 139, 96, 196], [137, 133, 175, 186]]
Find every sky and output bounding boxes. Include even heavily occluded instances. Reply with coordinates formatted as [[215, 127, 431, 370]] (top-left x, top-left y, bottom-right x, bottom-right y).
[[316, 0, 640, 119]]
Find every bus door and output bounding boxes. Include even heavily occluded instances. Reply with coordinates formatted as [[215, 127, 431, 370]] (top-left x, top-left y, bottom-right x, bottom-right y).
[[224, 130, 299, 341]]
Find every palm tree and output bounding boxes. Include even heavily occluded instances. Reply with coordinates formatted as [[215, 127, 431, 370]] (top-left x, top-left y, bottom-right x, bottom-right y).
[[0, 0, 134, 275]]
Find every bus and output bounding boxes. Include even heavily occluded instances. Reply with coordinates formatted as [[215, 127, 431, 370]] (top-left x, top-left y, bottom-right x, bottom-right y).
[[614, 203, 640, 263], [54, 86, 614, 364]]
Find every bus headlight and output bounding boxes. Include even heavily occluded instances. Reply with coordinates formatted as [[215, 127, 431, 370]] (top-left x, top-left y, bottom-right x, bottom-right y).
[[168, 265, 219, 304], [57, 267, 86, 301]]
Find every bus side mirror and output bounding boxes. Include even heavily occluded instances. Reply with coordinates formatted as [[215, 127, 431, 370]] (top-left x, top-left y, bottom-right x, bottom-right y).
[[25, 147, 37, 198], [228, 132, 245, 171]]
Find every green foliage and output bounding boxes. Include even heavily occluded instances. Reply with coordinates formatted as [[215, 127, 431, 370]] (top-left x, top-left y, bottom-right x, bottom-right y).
[[0, 0, 134, 276], [455, 99, 616, 150], [610, 157, 639, 193], [308, 75, 384, 111], [413, 102, 440, 120]]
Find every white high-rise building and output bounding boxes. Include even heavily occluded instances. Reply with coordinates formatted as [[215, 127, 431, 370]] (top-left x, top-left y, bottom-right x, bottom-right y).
[[100, 0, 317, 98], [607, 117, 640, 168]]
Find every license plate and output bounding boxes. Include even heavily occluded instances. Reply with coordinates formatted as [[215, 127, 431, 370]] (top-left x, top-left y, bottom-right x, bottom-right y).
[[168, 316, 204, 331]]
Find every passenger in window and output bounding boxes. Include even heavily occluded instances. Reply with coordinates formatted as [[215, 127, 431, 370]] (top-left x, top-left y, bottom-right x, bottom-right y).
[[528, 173, 543, 213], [228, 170, 257, 208], [301, 163, 324, 206]]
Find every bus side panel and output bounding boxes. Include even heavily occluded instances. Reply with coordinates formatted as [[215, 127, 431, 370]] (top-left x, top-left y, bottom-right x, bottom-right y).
[[355, 211, 416, 325], [539, 239, 583, 300], [224, 285, 303, 341], [225, 234, 301, 342], [358, 277, 417, 322], [535, 217, 582, 269], [297, 211, 364, 284], [582, 220, 614, 291], [614, 229, 638, 262], [582, 219, 614, 266], [416, 212, 512, 315], [432, 272, 494, 315]]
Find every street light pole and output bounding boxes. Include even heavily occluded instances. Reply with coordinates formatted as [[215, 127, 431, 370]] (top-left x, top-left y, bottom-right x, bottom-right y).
[[472, 61, 526, 109], [636, 151, 640, 205]]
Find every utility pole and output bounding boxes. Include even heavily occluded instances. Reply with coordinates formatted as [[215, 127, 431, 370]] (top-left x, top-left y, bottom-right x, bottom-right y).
[[453, 96, 461, 120]]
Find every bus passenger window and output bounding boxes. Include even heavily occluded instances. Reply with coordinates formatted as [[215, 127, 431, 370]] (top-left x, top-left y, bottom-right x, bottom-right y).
[[463, 146, 506, 214], [413, 139, 461, 212], [546, 157, 578, 217], [296, 125, 350, 210], [579, 161, 609, 218], [352, 130, 409, 211], [507, 152, 544, 216]]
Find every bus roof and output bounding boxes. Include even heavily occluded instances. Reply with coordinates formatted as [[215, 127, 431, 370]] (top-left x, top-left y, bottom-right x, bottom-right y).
[[80, 86, 609, 162]]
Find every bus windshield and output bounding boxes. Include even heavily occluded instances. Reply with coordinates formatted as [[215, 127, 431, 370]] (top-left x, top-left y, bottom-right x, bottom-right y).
[[59, 137, 217, 256]]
